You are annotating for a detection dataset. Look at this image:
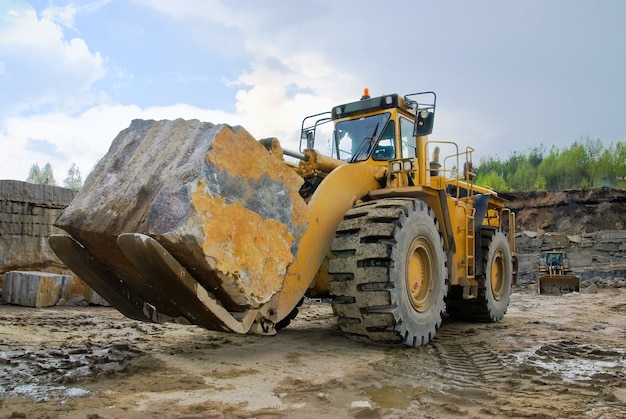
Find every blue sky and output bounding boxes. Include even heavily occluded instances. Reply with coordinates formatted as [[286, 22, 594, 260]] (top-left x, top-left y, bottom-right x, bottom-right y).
[[1, 0, 625, 182]]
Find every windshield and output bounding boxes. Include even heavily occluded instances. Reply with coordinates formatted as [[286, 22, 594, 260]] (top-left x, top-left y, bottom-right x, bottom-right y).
[[334, 113, 391, 162]]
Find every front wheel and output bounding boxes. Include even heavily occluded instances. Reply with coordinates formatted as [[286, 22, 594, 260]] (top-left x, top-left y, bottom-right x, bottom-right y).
[[329, 198, 447, 347]]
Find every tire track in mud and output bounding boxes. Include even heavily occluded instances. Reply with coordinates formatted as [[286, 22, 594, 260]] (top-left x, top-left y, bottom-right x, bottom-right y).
[[431, 322, 626, 418], [432, 324, 511, 385]]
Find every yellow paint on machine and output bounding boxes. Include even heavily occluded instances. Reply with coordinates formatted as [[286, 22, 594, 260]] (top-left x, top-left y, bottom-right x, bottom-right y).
[[276, 163, 384, 320]]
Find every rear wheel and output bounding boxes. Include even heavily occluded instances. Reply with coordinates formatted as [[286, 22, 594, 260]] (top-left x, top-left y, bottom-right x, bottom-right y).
[[329, 198, 447, 347], [446, 230, 512, 321], [482, 231, 512, 320]]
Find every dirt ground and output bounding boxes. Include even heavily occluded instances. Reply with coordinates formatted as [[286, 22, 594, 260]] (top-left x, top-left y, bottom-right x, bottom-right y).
[[1, 288, 626, 419]]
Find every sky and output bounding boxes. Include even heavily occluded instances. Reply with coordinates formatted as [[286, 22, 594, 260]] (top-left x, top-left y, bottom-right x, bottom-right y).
[[1, 0, 625, 183]]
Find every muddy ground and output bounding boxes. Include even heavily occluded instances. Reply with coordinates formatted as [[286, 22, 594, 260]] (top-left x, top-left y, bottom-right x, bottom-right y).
[[2, 187, 625, 418], [1, 288, 626, 419]]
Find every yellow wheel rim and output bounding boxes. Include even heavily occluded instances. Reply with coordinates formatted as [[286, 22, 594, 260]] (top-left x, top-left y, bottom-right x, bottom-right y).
[[490, 249, 506, 301], [406, 237, 434, 312]]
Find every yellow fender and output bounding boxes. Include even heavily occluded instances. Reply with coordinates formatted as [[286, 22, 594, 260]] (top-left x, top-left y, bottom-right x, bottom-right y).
[[276, 163, 384, 320]]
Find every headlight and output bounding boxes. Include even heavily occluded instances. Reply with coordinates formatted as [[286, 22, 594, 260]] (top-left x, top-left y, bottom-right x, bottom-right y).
[[391, 162, 402, 172], [403, 160, 413, 171]]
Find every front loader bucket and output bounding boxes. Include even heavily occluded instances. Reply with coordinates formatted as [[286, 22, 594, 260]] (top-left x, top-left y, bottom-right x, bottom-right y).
[[50, 233, 264, 333], [51, 119, 310, 333], [538, 275, 580, 295]]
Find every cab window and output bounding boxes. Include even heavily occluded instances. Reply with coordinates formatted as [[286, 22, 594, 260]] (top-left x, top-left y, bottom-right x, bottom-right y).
[[372, 121, 396, 161], [334, 113, 390, 162], [400, 117, 416, 158]]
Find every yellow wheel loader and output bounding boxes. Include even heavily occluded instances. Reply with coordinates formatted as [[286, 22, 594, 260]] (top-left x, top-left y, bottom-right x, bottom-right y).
[[50, 89, 517, 347], [538, 251, 580, 294]]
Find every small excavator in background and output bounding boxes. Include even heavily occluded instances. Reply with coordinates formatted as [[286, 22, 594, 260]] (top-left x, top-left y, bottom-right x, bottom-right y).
[[538, 251, 580, 294]]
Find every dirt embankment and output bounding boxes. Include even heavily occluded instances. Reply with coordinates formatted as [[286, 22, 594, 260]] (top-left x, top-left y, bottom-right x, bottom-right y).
[[500, 187, 626, 234], [501, 187, 626, 286]]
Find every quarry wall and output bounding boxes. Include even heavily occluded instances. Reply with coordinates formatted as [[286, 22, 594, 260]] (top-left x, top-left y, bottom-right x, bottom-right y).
[[0, 180, 77, 286]]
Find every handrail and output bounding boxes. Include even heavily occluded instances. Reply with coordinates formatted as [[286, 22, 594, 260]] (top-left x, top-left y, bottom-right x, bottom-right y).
[[425, 140, 477, 199]]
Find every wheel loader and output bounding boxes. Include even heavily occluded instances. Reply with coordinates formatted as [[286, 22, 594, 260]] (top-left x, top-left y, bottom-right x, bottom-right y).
[[538, 251, 580, 294], [50, 89, 517, 347]]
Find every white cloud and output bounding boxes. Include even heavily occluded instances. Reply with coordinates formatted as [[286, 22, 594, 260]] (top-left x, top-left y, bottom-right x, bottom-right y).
[[3, 0, 625, 184], [0, 3, 106, 114], [37, 0, 112, 30], [40, 3, 78, 30], [0, 1, 469, 182], [0, 101, 256, 182], [1, 105, 133, 181]]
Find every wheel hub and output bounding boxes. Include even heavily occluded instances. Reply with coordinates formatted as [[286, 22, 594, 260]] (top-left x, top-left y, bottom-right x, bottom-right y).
[[406, 237, 434, 312], [490, 249, 506, 301]]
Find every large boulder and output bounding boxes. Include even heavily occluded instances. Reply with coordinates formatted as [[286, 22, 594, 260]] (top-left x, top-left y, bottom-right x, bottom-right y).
[[55, 119, 309, 312]]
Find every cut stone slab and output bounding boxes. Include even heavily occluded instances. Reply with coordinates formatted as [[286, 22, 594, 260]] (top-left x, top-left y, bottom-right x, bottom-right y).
[[1, 271, 72, 308], [54, 119, 310, 313]]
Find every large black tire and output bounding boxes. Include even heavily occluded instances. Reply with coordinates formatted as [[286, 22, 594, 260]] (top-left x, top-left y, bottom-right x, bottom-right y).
[[446, 230, 512, 321], [328, 198, 447, 347]]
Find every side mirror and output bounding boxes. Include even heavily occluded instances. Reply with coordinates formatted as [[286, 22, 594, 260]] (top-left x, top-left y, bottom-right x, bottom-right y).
[[301, 129, 315, 149], [415, 109, 434, 136], [405, 91, 436, 137]]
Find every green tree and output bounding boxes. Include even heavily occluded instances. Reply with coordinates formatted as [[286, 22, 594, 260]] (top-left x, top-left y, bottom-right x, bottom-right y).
[[616, 142, 626, 187], [26, 163, 42, 184], [538, 146, 562, 190], [529, 144, 545, 168], [63, 163, 83, 190], [477, 139, 625, 192], [559, 142, 590, 189], [534, 173, 547, 190], [26, 162, 57, 185], [41, 163, 56, 185], [474, 170, 510, 191], [585, 137, 603, 186], [505, 154, 538, 191]]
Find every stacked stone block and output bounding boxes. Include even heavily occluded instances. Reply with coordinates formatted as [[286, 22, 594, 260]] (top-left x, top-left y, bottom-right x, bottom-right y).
[[0, 180, 89, 306], [1, 271, 72, 307], [0, 180, 77, 275]]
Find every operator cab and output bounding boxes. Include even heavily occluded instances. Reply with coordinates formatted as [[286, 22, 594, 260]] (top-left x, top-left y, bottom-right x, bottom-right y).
[[300, 89, 436, 165]]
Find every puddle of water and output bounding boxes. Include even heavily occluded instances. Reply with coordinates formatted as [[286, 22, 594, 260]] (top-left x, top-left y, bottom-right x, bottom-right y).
[[508, 341, 625, 382], [362, 385, 421, 409], [1, 343, 141, 402], [6, 384, 89, 402]]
